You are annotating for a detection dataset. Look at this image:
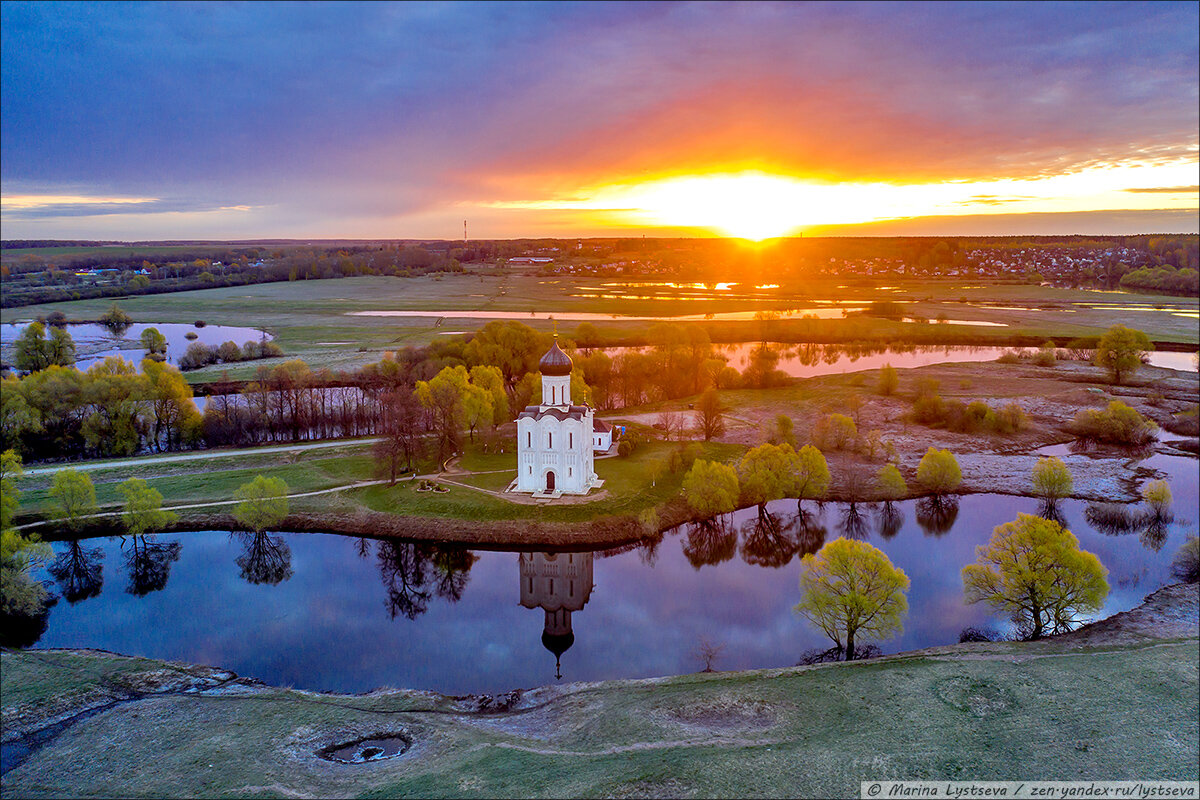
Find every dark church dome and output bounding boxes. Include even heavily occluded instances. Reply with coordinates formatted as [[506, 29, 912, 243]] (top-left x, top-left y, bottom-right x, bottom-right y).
[[539, 340, 573, 376]]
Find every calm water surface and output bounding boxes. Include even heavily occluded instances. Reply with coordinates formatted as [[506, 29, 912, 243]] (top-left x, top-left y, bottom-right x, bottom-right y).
[[30, 454, 1196, 695]]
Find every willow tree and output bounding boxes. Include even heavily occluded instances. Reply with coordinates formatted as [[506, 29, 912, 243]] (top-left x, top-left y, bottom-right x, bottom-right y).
[[962, 513, 1109, 640], [1094, 324, 1152, 385], [1031, 456, 1072, 502], [795, 538, 910, 660], [683, 459, 740, 519], [233, 475, 289, 534]]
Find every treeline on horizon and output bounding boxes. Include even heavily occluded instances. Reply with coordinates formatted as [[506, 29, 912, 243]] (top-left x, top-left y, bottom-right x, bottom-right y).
[[2, 234, 1196, 308]]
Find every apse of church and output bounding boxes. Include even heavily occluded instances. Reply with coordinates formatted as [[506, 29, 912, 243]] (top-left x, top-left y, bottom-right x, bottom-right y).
[[519, 551, 595, 680]]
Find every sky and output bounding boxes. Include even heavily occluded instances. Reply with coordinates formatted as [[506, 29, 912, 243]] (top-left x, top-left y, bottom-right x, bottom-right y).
[[2, 1, 1197, 241]]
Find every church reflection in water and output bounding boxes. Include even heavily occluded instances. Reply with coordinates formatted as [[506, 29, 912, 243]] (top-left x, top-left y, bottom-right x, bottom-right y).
[[519, 552, 594, 680]]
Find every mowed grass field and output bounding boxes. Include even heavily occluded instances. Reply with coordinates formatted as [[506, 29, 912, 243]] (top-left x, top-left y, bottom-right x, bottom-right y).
[[3, 272, 1196, 381], [2, 635, 1195, 798]]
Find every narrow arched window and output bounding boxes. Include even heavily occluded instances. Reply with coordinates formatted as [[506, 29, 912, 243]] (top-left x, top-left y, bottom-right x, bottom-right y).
[[527, 432, 531, 447], [569, 432, 573, 448], [548, 432, 553, 448]]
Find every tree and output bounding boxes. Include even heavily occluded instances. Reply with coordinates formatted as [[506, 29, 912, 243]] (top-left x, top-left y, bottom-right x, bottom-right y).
[[771, 414, 796, 448], [232, 475, 289, 533], [1, 449, 23, 535], [826, 413, 857, 450], [50, 469, 97, 531], [81, 357, 150, 457], [794, 538, 910, 660], [682, 459, 740, 518], [1172, 536, 1199, 584], [877, 364, 899, 396], [47, 326, 76, 367], [876, 463, 907, 501], [1, 376, 42, 453], [376, 386, 423, 484], [1094, 324, 1152, 385], [1142, 479, 1172, 516], [963, 513, 1109, 639], [117, 478, 177, 535], [737, 443, 798, 513], [794, 444, 831, 506], [917, 447, 961, 495], [696, 388, 727, 441], [13, 321, 52, 372], [142, 359, 201, 451], [1031, 456, 1072, 501], [416, 365, 470, 458], [469, 365, 509, 427], [139, 327, 169, 360], [100, 303, 133, 333]]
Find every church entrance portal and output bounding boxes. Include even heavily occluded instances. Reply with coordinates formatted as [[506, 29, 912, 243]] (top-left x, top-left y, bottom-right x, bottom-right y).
[[546, 471, 556, 492]]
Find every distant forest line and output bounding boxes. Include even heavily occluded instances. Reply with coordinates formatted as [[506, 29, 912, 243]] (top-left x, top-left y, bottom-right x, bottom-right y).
[[2, 234, 1196, 307]]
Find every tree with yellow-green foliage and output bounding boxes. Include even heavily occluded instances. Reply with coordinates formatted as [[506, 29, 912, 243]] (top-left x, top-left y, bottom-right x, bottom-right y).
[[962, 513, 1109, 640], [1142, 479, 1172, 514], [795, 538, 910, 660], [683, 459, 740, 519], [917, 447, 961, 496], [233, 475, 289, 534], [794, 444, 831, 507], [50, 468, 97, 531], [118, 478, 178, 536], [1094, 324, 1152, 385], [1031, 456, 1072, 502], [737, 442, 798, 515], [876, 463, 907, 501]]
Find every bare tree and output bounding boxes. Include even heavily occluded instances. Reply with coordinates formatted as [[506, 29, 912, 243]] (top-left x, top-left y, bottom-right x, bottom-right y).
[[693, 636, 725, 672]]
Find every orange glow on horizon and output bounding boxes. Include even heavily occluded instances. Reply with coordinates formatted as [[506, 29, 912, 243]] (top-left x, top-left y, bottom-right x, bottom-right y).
[[480, 161, 1199, 239]]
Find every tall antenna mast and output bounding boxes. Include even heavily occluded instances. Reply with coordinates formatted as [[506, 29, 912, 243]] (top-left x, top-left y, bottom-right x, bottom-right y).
[[464, 219, 468, 242]]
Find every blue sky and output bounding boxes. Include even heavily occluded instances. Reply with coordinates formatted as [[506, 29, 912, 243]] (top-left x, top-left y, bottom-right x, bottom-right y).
[[2, 1, 1196, 239]]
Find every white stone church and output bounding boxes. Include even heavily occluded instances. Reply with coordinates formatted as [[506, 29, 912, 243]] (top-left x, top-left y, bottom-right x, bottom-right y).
[[514, 340, 604, 496]]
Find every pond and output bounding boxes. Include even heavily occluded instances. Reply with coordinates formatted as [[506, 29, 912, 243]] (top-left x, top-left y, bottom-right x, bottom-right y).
[[0, 322, 271, 371], [602, 342, 1199, 379], [25, 454, 1196, 696]]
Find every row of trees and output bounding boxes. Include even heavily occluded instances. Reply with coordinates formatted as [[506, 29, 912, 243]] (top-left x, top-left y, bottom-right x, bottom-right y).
[[3, 359, 201, 459]]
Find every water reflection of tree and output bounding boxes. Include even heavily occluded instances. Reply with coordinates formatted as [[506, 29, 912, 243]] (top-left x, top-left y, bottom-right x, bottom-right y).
[[1037, 498, 1067, 528], [0, 584, 55, 648], [837, 501, 872, 541], [355, 537, 372, 559], [1085, 502, 1173, 551], [234, 532, 294, 585], [876, 502, 904, 540], [793, 509, 828, 559], [916, 496, 959, 537], [122, 535, 182, 596], [682, 519, 739, 569], [377, 540, 477, 620], [740, 512, 797, 568], [48, 541, 105, 603]]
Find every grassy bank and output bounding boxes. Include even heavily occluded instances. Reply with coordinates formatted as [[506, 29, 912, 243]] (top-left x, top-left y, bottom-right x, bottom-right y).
[[3, 628, 1196, 798]]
